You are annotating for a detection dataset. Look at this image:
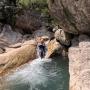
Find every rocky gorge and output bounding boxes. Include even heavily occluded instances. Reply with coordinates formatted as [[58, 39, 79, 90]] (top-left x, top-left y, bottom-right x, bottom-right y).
[[0, 0, 90, 90]]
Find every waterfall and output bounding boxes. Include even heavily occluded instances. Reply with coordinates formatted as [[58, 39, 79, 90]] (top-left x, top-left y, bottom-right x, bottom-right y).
[[2, 56, 69, 90]]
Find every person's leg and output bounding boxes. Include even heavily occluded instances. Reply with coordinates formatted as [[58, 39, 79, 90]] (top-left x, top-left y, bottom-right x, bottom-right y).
[[40, 52, 44, 59]]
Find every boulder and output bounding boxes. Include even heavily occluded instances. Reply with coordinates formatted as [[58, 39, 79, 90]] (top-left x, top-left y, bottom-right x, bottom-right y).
[[0, 40, 37, 75], [48, 0, 90, 34], [0, 48, 5, 54], [55, 29, 71, 46], [45, 39, 63, 58], [0, 25, 27, 53], [33, 26, 54, 39], [0, 24, 23, 44], [68, 35, 90, 90]]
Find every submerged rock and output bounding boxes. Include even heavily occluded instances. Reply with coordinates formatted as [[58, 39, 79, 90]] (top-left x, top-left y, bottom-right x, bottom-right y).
[[68, 35, 90, 90]]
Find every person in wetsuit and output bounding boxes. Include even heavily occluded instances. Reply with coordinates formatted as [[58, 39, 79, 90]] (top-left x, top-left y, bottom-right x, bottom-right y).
[[37, 37, 47, 59]]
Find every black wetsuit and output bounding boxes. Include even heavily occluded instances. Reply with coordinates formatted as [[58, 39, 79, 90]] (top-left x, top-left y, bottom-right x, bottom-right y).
[[38, 44, 46, 58]]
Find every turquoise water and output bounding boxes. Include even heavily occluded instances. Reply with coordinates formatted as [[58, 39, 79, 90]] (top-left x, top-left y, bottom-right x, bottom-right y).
[[3, 56, 69, 90]]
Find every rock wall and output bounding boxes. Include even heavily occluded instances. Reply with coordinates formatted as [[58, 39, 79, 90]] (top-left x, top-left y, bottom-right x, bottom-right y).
[[48, 0, 90, 34], [48, 0, 90, 90], [68, 35, 90, 90]]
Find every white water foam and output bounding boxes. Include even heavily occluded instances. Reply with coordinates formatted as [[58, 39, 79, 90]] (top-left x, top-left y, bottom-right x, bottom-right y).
[[6, 58, 53, 90], [2, 56, 69, 90]]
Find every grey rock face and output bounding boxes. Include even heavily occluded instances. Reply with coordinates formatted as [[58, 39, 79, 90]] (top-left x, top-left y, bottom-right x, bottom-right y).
[[15, 10, 42, 33], [0, 24, 23, 44], [68, 35, 90, 90], [48, 0, 90, 34], [55, 29, 71, 46], [0, 24, 23, 53], [49, 1, 90, 89], [33, 26, 54, 39]]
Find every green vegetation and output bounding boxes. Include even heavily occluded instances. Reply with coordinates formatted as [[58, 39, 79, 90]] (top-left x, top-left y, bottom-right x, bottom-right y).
[[0, 0, 19, 25], [19, 0, 48, 14], [19, 0, 54, 26], [19, 0, 47, 8]]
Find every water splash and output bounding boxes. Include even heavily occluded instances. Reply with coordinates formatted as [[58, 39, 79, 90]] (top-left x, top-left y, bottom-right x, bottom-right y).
[[3, 56, 69, 90], [7, 58, 52, 88]]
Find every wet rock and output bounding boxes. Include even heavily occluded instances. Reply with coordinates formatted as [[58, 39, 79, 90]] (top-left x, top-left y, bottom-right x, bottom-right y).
[[55, 29, 71, 46], [48, 0, 90, 34], [45, 39, 63, 58], [0, 40, 37, 75], [68, 35, 90, 90]]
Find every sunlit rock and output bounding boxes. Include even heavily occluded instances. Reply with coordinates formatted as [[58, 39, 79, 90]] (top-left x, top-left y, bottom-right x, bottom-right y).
[[0, 40, 37, 75], [45, 39, 63, 58], [68, 35, 90, 90]]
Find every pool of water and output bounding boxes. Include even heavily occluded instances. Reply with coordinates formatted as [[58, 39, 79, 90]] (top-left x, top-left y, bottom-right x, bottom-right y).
[[1, 56, 69, 90]]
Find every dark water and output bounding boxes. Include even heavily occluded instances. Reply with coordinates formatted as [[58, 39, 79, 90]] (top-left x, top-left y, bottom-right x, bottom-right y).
[[2, 56, 69, 90]]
